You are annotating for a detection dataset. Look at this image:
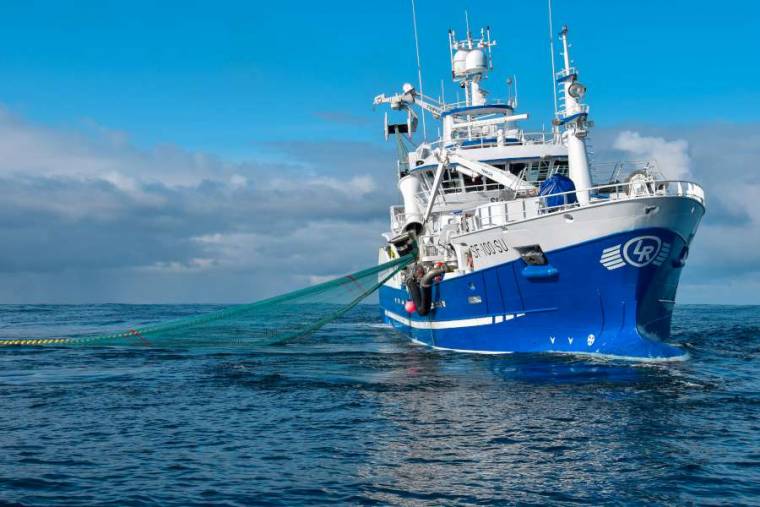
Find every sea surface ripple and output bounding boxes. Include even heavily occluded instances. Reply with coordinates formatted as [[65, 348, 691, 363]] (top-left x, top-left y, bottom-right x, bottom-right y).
[[0, 304, 758, 506]]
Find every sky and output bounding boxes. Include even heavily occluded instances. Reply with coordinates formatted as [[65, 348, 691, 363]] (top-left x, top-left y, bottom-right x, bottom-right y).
[[0, 0, 758, 304]]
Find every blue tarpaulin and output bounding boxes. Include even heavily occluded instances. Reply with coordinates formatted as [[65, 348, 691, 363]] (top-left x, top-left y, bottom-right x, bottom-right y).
[[539, 174, 577, 209]]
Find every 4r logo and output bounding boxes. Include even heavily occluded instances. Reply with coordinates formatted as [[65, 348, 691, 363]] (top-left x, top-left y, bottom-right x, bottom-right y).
[[623, 236, 661, 267], [600, 235, 671, 270]]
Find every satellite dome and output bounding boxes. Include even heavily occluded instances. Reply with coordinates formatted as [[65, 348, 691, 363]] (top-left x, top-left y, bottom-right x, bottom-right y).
[[453, 49, 469, 77], [465, 49, 487, 74]]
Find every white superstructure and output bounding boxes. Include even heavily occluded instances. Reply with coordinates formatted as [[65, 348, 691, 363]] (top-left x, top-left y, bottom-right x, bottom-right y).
[[374, 21, 678, 267]]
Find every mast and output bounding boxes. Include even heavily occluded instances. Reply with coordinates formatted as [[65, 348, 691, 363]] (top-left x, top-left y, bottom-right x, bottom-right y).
[[557, 25, 593, 204], [411, 0, 427, 140], [547, 0, 559, 123]]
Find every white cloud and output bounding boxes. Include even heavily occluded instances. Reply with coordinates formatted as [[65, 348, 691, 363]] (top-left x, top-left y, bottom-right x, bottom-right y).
[[612, 130, 691, 179], [138, 257, 218, 273], [0, 106, 237, 188], [0, 106, 398, 303], [597, 125, 760, 304], [0, 106, 757, 304], [229, 174, 248, 189]]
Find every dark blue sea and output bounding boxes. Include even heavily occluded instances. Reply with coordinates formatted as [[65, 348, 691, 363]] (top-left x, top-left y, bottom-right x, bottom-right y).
[[0, 304, 758, 506]]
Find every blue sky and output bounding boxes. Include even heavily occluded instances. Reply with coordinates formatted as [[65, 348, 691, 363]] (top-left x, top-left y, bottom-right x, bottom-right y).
[[0, 1, 757, 153], [0, 1, 757, 303]]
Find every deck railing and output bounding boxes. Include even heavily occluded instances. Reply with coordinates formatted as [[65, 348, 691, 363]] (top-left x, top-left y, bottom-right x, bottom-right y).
[[391, 179, 705, 234], [426, 130, 555, 151], [440, 99, 510, 112], [476, 179, 705, 228]]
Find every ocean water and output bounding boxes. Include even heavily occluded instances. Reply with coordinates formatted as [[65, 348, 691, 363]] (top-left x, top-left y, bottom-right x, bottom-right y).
[[0, 304, 758, 506]]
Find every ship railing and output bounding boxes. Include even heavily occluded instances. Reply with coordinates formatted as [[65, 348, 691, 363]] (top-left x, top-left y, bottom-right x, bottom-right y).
[[556, 67, 578, 80], [546, 179, 705, 211], [417, 233, 455, 262], [520, 131, 553, 144], [390, 205, 406, 234], [474, 179, 705, 228], [426, 130, 555, 151], [441, 99, 510, 112], [590, 160, 660, 185], [413, 182, 503, 211], [422, 245, 440, 258]]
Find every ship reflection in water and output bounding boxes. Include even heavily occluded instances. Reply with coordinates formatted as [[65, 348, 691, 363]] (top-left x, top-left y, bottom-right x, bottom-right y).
[[359, 318, 750, 505], [487, 354, 646, 384]]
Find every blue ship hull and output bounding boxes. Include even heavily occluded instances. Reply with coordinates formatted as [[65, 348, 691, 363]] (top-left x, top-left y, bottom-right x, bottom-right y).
[[380, 226, 696, 360]]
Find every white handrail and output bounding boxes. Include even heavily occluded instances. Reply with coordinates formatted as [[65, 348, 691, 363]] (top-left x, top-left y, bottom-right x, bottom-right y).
[[541, 179, 704, 206], [391, 179, 705, 235], [482, 179, 705, 226], [426, 130, 554, 151]]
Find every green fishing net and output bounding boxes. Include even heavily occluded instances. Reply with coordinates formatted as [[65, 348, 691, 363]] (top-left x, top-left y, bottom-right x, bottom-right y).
[[0, 253, 413, 348]]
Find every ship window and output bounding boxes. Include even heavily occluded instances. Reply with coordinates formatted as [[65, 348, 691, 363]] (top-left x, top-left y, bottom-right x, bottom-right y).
[[463, 173, 485, 192], [441, 168, 460, 192], [420, 172, 434, 192], [552, 159, 569, 177], [509, 162, 527, 177], [535, 160, 551, 181]]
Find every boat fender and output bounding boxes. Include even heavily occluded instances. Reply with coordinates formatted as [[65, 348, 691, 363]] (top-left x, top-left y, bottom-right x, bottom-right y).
[[405, 265, 425, 314], [405, 276, 424, 315]]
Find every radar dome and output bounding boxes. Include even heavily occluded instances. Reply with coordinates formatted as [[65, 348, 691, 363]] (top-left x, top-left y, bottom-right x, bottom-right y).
[[453, 49, 469, 77], [465, 49, 487, 74]]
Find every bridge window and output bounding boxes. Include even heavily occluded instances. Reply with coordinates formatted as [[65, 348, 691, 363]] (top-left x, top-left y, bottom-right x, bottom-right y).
[[509, 162, 527, 177], [441, 169, 460, 191], [552, 159, 569, 177]]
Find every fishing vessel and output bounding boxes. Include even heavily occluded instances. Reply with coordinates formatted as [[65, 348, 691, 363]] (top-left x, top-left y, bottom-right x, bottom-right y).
[[373, 17, 705, 360]]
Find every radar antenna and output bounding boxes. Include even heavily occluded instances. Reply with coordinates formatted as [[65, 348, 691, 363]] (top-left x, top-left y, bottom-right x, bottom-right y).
[[448, 17, 496, 107]]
